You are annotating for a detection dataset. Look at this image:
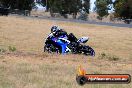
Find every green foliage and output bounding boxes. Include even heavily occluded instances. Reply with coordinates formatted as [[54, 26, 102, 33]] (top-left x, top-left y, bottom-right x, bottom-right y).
[[83, 0, 90, 14], [97, 16, 103, 20], [42, 0, 89, 19], [113, 0, 132, 19], [95, 0, 112, 19], [0, 0, 34, 10], [0, 0, 11, 7], [48, 0, 81, 13], [8, 46, 16, 52]]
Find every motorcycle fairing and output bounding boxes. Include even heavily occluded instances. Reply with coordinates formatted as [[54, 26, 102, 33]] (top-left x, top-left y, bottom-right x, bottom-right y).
[[51, 36, 71, 54]]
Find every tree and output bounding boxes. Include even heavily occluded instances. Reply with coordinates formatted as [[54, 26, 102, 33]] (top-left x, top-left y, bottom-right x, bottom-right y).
[[77, 0, 90, 20], [0, 0, 34, 10], [66, 0, 82, 19], [48, 0, 61, 13], [113, 0, 132, 19], [43, 0, 84, 19], [94, 0, 112, 20], [41, 0, 51, 11], [83, 0, 90, 14], [41, 0, 90, 19], [0, 0, 11, 7]]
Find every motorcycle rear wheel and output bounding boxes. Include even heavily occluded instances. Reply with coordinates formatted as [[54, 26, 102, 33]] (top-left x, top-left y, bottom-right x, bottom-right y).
[[83, 46, 95, 56]]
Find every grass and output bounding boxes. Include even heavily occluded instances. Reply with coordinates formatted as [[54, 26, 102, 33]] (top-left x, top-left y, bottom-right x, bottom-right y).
[[0, 16, 132, 88], [0, 56, 131, 88], [98, 52, 120, 61], [0, 55, 5, 59]]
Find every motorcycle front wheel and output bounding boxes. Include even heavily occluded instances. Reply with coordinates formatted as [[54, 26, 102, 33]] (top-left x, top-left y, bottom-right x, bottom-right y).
[[44, 44, 61, 53]]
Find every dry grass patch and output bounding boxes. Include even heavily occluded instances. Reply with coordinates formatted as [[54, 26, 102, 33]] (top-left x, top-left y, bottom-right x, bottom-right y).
[[0, 54, 131, 88], [98, 52, 121, 61]]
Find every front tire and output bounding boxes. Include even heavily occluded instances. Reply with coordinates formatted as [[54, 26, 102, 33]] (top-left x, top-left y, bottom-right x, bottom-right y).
[[44, 44, 52, 53], [44, 44, 61, 53]]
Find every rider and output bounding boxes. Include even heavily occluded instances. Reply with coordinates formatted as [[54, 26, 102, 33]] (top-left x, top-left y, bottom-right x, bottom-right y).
[[50, 25, 68, 38], [50, 25, 78, 42]]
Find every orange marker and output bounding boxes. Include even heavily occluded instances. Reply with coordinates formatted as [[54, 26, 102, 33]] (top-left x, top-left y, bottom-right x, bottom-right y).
[[78, 65, 86, 76]]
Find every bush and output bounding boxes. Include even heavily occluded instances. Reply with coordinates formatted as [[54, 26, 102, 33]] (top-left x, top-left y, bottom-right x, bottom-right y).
[[98, 52, 120, 61], [0, 48, 6, 53], [97, 16, 102, 20], [8, 46, 16, 52], [108, 56, 119, 61], [98, 52, 106, 59]]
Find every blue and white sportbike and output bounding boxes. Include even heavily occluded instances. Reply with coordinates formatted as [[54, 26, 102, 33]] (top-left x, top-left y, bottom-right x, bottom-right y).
[[44, 33, 95, 56]]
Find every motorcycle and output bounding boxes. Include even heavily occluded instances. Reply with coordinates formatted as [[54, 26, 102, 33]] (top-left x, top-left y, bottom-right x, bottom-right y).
[[44, 33, 95, 56]]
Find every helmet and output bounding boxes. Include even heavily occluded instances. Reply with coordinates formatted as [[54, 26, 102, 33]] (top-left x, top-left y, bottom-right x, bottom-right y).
[[51, 25, 60, 33]]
